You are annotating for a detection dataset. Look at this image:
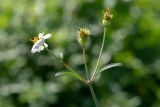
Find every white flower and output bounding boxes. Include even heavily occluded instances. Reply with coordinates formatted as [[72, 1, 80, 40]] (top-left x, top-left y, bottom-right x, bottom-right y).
[[30, 33, 52, 54]]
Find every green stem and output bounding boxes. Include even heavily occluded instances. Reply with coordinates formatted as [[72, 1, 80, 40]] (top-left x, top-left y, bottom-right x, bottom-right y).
[[83, 48, 89, 80], [45, 47, 77, 73], [91, 27, 107, 81], [82, 48, 100, 107], [45, 47, 59, 60], [89, 84, 100, 107], [45, 47, 87, 83]]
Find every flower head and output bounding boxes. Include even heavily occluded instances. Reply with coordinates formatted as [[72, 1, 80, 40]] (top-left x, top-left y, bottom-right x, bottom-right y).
[[102, 8, 113, 26], [78, 27, 90, 39], [78, 27, 90, 47], [30, 33, 52, 54]]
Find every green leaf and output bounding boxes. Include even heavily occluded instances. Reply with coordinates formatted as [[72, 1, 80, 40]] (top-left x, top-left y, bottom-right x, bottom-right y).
[[99, 63, 122, 73], [55, 71, 85, 83]]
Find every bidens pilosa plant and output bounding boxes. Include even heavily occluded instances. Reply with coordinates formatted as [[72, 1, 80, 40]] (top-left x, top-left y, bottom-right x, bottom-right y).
[[30, 8, 122, 107]]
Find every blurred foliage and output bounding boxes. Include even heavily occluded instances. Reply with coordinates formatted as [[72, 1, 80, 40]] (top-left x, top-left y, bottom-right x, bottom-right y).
[[0, 0, 160, 107]]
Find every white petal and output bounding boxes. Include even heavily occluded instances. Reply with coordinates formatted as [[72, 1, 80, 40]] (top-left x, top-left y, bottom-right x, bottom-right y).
[[41, 34, 52, 39], [31, 39, 45, 54], [38, 33, 44, 38], [31, 45, 44, 54], [43, 42, 48, 48], [36, 38, 45, 46], [31, 44, 40, 54], [39, 46, 44, 51]]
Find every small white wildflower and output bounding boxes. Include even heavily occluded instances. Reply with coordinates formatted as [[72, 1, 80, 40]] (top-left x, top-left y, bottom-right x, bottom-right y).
[[30, 33, 52, 54]]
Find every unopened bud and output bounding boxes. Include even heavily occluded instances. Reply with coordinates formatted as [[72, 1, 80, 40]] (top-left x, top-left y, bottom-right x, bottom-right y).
[[59, 53, 64, 59]]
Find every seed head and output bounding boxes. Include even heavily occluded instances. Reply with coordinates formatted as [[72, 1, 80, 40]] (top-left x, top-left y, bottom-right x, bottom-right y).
[[102, 8, 113, 26], [78, 27, 90, 48], [78, 27, 90, 39]]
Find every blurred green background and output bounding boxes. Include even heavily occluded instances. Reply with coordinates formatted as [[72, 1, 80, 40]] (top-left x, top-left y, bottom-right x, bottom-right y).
[[0, 0, 160, 107]]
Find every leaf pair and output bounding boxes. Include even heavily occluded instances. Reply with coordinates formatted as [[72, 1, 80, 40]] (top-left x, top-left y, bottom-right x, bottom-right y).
[[55, 63, 122, 82]]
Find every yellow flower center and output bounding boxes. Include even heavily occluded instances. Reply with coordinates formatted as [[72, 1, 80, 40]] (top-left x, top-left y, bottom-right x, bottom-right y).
[[30, 37, 39, 43]]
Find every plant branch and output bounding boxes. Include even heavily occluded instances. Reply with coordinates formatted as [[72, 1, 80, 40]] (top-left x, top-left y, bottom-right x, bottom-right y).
[[91, 27, 107, 81], [83, 48, 89, 80], [44, 47, 75, 72], [44, 47, 87, 82]]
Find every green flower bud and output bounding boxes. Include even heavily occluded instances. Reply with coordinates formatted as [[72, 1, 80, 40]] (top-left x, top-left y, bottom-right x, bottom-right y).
[[59, 53, 64, 59], [102, 8, 113, 26], [78, 27, 90, 48]]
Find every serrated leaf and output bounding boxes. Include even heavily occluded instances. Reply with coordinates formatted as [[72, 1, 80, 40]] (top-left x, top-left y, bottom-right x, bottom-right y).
[[99, 63, 122, 73], [55, 71, 85, 83]]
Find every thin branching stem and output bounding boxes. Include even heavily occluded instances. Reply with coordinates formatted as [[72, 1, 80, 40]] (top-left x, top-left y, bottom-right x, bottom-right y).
[[44, 47, 87, 83], [91, 27, 107, 81], [45, 47, 75, 72], [83, 48, 89, 80], [82, 47, 100, 107]]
